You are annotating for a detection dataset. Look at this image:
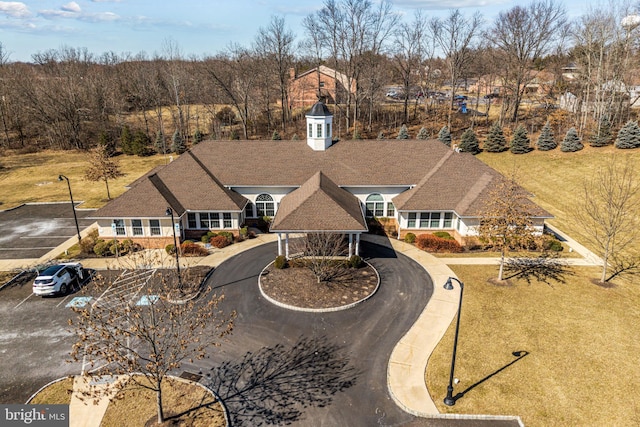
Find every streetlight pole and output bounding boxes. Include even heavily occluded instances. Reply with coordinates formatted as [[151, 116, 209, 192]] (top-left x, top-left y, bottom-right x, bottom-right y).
[[443, 276, 464, 406], [58, 175, 82, 244], [165, 207, 183, 293]]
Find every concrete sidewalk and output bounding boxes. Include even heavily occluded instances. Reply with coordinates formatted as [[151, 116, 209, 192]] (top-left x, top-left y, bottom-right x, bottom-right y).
[[69, 375, 128, 427]]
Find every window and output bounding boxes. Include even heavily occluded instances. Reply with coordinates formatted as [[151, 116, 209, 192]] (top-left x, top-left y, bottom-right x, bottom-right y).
[[444, 212, 453, 228], [407, 213, 417, 228], [132, 219, 143, 236], [386, 203, 395, 217], [199, 213, 211, 228], [256, 194, 275, 217], [308, 123, 313, 138], [149, 219, 161, 236], [317, 123, 322, 138], [419, 214, 429, 228], [223, 213, 232, 228], [326, 123, 331, 138], [187, 213, 197, 229], [211, 213, 220, 228], [113, 219, 125, 236], [365, 194, 385, 217], [430, 212, 441, 228], [245, 202, 255, 218], [319, 81, 325, 87]]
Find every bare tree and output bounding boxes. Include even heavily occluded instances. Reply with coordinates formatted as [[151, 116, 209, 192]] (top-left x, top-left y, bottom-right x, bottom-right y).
[[488, 0, 567, 123], [431, 9, 483, 129], [255, 16, 295, 132], [476, 175, 540, 281], [69, 269, 236, 424], [84, 145, 124, 200], [290, 233, 349, 283], [572, 155, 640, 283]]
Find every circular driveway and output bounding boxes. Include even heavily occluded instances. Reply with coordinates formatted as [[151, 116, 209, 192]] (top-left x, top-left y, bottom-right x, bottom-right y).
[[193, 240, 434, 427]]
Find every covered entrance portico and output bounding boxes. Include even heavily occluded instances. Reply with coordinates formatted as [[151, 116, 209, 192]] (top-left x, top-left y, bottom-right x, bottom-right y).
[[269, 171, 368, 259]]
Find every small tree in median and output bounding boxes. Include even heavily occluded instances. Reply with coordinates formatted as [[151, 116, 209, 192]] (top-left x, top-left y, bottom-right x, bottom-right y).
[[291, 233, 349, 284], [69, 269, 236, 425], [85, 145, 124, 200]]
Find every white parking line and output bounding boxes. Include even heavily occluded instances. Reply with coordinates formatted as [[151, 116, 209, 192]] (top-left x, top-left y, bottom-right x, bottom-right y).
[[14, 293, 34, 309], [0, 247, 56, 250], [20, 236, 75, 239]]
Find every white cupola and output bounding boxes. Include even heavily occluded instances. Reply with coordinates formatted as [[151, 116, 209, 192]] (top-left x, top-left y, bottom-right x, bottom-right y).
[[305, 101, 333, 151]]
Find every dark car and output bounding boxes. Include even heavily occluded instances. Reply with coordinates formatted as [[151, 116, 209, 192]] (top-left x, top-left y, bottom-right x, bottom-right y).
[[483, 93, 500, 99]]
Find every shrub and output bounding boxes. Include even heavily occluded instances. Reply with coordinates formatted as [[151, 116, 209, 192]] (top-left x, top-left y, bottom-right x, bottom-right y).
[[274, 255, 288, 269], [541, 235, 564, 252], [348, 255, 362, 268], [377, 131, 385, 140], [396, 124, 409, 140], [79, 230, 99, 255], [415, 234, 464, 253], [110, 241, 124, 256], [165, 244, 176, 255], [404, 233, 416, 244], [272, 130, 282, 140], [218, 231, 234, 243], [201, 231, 217, 243], [433, 231, 454, 240], [239, 227, 248, 238], [210, 235, 231, 249], [181, 241, 210, 256], [93, 240, 110, 257], [121, 239, 140, 254], [417, 127, 429, 140]]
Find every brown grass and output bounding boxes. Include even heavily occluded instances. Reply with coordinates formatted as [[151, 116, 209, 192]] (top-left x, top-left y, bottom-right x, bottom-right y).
[[29, 377, 74, 404], [0, 150, 171, 209], [426, 264, 640, 426]]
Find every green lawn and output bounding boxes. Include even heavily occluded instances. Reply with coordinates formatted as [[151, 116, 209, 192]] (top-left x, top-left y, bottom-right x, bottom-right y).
[[426, 146, 640, 426]]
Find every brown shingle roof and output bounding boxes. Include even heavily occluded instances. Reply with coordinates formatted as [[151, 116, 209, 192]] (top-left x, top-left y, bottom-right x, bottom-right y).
[[270, 171, 367, 232]]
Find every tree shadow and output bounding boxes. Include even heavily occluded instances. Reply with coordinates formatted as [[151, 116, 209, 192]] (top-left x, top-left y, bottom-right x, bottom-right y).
[[451, 351, 529, 404], [203, 336, 359, 426]]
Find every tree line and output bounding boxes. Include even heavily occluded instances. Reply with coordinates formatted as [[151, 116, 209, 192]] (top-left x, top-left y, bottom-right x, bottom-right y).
[[0, 0, 638, 152]]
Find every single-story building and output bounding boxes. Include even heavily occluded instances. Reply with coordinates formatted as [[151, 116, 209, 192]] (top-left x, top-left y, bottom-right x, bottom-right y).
[[91, 102, 551, 256]]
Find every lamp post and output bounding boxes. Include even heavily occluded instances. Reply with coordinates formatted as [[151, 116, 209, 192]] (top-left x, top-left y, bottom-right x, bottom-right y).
[[165, 207, 183, 293], [58, 175, 82, 244], [443, 276, 464, 406]]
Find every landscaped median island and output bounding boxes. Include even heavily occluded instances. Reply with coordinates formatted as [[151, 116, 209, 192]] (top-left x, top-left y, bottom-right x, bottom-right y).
[[425, 264, 640, 426]]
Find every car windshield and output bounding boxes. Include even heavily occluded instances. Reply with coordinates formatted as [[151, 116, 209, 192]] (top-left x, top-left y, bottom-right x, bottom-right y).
[[40, 265, 63, 276]]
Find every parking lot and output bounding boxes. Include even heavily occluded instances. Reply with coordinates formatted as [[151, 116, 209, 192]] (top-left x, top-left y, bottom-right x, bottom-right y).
[[0, 203, 95, 259]]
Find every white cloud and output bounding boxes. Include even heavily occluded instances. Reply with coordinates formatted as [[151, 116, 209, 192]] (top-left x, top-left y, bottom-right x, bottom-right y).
[[62, 2, 81, 13], [0, 1, 30, 18]]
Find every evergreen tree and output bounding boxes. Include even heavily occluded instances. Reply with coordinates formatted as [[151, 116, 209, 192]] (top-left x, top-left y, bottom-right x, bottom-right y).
[[459, 128, 480, 154], [561, 127, 584, 152], [98, 130, 116, 156], [484, 122, 507, 152], [171, 129, 186, 154], [417, 127, 429, 140], [155, 132, 167, 155], [510, 125, 532, 154], [120, 125, 133, 155], [230, 130, 240, 140], [615, 120, 640, 149], [272, 130, 282, 140], [397, 124, 409, 140], [537, 121, 557, 151], [132, 130, 151, 156], [589, 115, 612, 147], [437, 126, 451, 146], [193, 129, 203, 144]]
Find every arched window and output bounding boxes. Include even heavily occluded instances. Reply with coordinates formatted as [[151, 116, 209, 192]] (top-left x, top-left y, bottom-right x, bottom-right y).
[[256, 194, 275, 217], [365, 194, 385, 217]]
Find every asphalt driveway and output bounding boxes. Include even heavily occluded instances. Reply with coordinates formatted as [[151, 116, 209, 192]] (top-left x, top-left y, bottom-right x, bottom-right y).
[[186, 241, 435, 427], [0, 203, 95, 259]]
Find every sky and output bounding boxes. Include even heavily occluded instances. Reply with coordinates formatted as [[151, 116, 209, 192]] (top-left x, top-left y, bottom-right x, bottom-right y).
[[0, 0, 589, 63]]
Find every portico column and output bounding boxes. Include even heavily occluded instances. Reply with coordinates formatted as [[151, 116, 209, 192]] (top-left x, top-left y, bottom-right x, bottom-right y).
[[277, 233, 283, 256], [348, 234, 353, 257], [355, 233, 360, 256], [285, 233, 290, 259]]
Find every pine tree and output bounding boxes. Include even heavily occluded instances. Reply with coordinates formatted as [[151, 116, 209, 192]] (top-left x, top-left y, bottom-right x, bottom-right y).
[[396, 124, 409, 139], [437, 126, 451, 146], [510, 125, 532, 154], [589, 115, 612, 147], [120, 125, 133, 155], [155, 132, 167, 155], [193, 129, 203, 144], [132, 130, 151, 156], [459, 128, 480, 154], [417, 127, 429, 140], [537, 121, 557, 151], [230, 130, 240, 140], [98, 131, 116, 156], [615, 120, 640, 149], [171, 129, 186, 154], [484, 122, 507, 152], [272, 130, 282, 140], [561, 127, 584, 152]]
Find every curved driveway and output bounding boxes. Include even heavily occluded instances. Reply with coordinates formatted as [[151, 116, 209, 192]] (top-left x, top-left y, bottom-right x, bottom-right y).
[[193, 240, 433, 427]]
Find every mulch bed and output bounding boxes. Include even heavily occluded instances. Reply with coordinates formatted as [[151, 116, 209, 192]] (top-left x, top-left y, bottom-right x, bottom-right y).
[[260, 264, 378, 309]]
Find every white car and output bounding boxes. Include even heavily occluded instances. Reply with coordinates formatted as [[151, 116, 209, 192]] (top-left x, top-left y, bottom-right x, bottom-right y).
[[33, 263, 83, 296]]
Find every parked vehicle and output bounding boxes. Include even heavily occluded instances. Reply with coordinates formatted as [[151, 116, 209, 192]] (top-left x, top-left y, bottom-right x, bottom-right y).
[[33, 263, 83, 296], [386, 90, 399, 98], [483, 93, 500, 99]]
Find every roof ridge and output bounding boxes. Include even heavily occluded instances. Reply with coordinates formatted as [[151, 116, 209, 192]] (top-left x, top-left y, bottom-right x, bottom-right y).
[[186, 150, 248, 209], [148, 173, 185, 215]]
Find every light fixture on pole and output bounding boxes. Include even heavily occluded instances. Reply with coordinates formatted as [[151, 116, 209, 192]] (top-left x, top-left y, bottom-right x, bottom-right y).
[[165, 207, 183, 293], [443, 276, 464, 406], [58, 174, 82, 244]]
